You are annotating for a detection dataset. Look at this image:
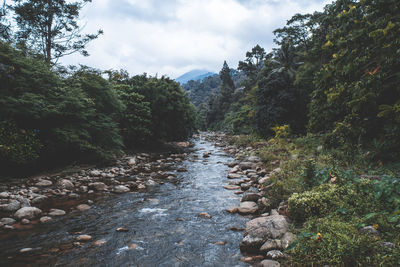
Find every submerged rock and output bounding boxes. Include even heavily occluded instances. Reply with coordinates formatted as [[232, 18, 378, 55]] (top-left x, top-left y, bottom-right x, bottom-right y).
[[198, 212, 212, 219]]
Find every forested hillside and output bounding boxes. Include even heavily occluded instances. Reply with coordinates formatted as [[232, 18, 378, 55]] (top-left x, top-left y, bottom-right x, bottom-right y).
[[0, 0, 197, 175], [199, 0, 400, 162]]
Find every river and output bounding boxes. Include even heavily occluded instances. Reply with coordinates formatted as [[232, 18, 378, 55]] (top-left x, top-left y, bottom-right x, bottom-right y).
[[0, 134, 250, 266]]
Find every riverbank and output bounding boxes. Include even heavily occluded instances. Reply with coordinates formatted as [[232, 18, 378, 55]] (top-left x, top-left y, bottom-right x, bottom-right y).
[[0, 142, 193, 231], [212, 132, 400, 266]]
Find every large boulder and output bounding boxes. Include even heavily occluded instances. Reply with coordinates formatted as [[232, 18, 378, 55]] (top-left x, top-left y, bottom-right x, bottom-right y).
[[14, 207, 42, 220], [240, 213, 289, 253]]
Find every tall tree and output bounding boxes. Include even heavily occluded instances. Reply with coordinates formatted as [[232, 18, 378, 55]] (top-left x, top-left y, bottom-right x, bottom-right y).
[[0, 0, 11, 40], [12, 0, 102, 63]]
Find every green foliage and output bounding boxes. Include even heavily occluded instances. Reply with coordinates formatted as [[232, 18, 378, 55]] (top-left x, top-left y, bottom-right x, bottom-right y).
[[288, 217, 400, 266], [0, 120, 42, 165], [127, 75, 197, 141], [114, 84, 151, 148]]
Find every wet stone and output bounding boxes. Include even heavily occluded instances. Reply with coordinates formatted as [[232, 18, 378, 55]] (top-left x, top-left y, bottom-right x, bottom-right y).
[[48, 209, 66, 216], [76, 204, 91, 211], [76, 235, 92, 241]]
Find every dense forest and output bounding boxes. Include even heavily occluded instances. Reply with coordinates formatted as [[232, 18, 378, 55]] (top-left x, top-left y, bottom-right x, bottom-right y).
[[0, 0, 197, 175], [188, 0, 399, 163]]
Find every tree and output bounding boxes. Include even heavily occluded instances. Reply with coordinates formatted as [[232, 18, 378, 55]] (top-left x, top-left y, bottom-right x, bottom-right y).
[[0, 0, 11, 40], [238, 44, 266, 82], [12, 0, 103, 63]]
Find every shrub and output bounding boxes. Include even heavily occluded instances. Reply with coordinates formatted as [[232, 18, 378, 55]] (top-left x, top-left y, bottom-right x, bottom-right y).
[[0, 120, 42, 165]]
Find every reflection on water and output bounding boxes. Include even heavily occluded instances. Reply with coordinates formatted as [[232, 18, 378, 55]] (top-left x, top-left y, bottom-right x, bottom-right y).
[[0, 134, 248, 266]]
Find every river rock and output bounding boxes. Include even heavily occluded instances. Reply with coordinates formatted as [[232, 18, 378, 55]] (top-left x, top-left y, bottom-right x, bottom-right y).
[[58, 179, 74, 190], [21, 218, 30, 224], [14, 207, 42, 220], [238, 201, 258, 214], [35, 180, 52, 187], [94, 240, 107, 246], [198, 212, 212, 219], [89, 170, 101, 177], [228, 173, 242, 179], [4, 200, 21, 211], [226, 207, 238, 214], [113, 185, 130, 194], [240, 213, 289, 253], [241, 193, 261, 202], [20, 248, 34, 253], [48, 209, 66, 216], [239, 162, 257, 170], [0, 192, 10, 198], [359, 226, 380, 236], [229, 166, 240, 173], [0, 217, 16, 226], [223, 185, 241, 190], [266, 250, 288, 260], [88, 182, 108, 191], [31, 195, 48, 204], [39, 216, 53, 223], [240, 183, 251, 191], [76, 204, 91, 211], [203, 152, 211, 158], [258, 176, 270, 185], [76, 235, 92, 241], [259, 259, 281, 267], [245, 156, 261, 163]]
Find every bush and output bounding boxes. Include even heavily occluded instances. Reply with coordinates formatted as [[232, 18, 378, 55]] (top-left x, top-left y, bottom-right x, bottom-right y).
[[0, 120, 42, 165], [288, 217, 400, 266]]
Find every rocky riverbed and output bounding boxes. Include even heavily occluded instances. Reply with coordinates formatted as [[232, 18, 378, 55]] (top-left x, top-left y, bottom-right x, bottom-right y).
[[204, 133, 296, 267], [0, 133, 295, 266]]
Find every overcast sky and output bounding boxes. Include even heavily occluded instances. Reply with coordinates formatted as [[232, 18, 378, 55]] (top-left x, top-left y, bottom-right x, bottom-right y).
[[61, 0, 331, 79]]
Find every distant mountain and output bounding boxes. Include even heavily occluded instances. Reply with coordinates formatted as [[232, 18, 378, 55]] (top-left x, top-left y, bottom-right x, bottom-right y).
[[175, 69, 215, 84]]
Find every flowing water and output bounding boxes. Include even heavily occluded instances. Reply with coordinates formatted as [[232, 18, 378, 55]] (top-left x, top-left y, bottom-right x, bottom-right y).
[[0, 134, 250, 267]]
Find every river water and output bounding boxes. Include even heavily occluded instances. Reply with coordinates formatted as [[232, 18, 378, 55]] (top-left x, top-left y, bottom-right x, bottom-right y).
[[1, 134, 249, 266]]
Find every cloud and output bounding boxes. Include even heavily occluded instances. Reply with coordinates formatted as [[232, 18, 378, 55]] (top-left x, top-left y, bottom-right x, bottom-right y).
[[61, 0, 331, 78]]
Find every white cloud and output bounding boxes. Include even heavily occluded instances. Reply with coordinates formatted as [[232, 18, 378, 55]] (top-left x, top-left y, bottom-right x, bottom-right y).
[[61, 0, 331, 78]]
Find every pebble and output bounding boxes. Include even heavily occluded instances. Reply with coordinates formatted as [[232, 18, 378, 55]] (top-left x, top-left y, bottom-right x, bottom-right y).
[[48, 209, 66, 216], [76, 235, 92, 241], [39, 216, 53, 223], [76, 204, 91, 211], [94, 240, 107, 246], [116, 227, 129, 232]]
